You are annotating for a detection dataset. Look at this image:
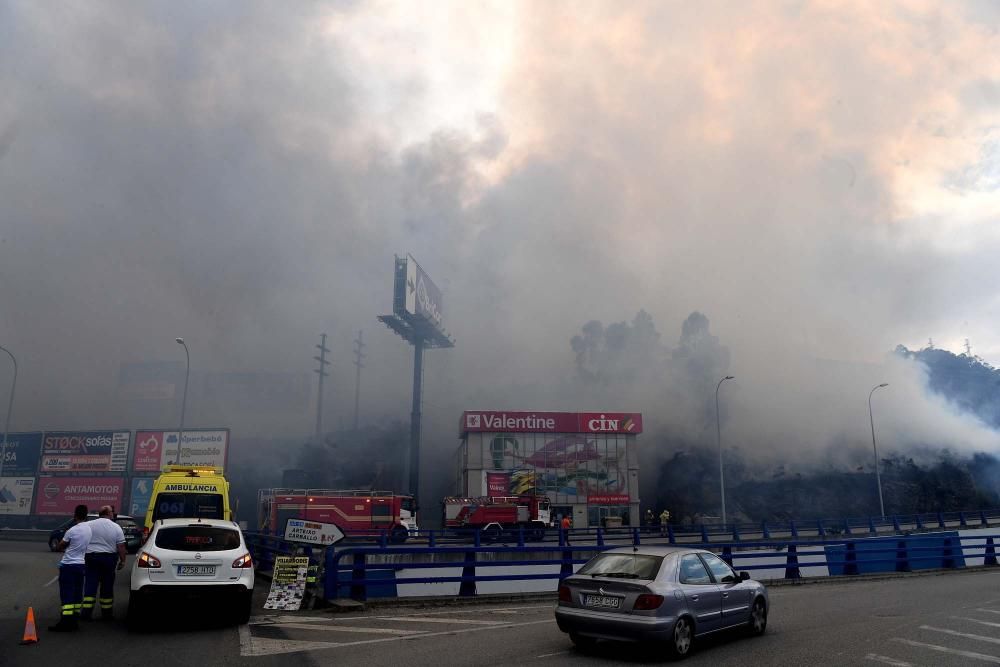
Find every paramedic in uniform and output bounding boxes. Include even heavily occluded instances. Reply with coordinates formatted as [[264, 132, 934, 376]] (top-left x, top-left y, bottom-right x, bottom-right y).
[[81, 505, 127, 621], [50, 504, 92, 632]]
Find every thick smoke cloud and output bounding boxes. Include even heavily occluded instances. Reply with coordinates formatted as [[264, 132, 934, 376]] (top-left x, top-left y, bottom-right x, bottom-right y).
[[2, 2, 1000, 511]]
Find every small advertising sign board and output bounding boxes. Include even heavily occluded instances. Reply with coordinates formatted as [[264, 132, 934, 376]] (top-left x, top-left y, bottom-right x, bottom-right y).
[[283, 518, 345, 546], [263, 556, 310, 611]]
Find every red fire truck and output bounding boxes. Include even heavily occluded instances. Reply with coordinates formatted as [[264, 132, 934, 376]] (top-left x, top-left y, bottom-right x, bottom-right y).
[[258, 489, 418, 542], [443, 495, 552, 540]]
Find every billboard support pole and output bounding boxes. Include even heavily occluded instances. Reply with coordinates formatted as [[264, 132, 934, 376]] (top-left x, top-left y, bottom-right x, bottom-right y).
[[409, 340, 424, 502], [0, 345, 17, 479]]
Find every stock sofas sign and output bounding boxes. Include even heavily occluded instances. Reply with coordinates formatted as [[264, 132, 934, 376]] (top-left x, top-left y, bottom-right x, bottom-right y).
[[40, 431, 130, 473], [34, 477, 125, 515]]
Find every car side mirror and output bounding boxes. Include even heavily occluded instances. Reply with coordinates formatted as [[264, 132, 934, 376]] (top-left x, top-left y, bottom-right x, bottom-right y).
[[740, 571, 751, 581]]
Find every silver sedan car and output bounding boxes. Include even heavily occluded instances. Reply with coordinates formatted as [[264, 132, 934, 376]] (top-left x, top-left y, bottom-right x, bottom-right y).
[[555, 546, 768, 659]]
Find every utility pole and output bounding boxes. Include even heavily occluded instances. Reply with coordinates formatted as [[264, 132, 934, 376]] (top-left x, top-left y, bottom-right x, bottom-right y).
[[965, 339, 973, 357], [352, 330, 366, 431], [314, 334, 330, 441]]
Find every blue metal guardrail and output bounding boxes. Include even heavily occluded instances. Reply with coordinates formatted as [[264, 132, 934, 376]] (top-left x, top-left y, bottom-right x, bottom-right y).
[[321, 532, 1000, 602]]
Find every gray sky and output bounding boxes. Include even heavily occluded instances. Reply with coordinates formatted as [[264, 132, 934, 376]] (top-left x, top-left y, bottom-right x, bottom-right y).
[[2, 1, 999, 469]]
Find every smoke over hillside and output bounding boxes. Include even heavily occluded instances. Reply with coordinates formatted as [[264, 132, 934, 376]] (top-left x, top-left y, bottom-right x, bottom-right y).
[[3, 3, 1000, 513]]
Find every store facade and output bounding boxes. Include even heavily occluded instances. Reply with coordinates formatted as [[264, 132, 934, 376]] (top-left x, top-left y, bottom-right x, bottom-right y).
[[455, 411, 642, 528]]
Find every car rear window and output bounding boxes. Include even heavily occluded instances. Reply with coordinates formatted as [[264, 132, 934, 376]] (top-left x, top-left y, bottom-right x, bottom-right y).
[[117, 518, 138, 528], [152, 493, 224, 521], [577, 553, 664, 580], [154, 526, 241, 551]]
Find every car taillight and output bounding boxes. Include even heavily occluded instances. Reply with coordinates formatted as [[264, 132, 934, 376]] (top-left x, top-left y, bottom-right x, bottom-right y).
[[558, 585, 571, 603], [136, 551, 161, 568], [232, 553, 253, 569], [633, 594, 664, 610]]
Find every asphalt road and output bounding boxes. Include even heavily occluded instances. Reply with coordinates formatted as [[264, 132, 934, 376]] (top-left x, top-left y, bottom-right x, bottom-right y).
[[5, 537, 1000, 666]]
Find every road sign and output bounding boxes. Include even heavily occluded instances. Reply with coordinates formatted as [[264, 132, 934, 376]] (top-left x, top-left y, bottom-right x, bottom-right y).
[[284, 518, 345, 546]]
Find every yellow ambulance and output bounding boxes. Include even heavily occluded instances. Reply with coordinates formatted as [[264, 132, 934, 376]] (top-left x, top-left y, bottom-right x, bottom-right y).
[[142, 466, 232, 537]]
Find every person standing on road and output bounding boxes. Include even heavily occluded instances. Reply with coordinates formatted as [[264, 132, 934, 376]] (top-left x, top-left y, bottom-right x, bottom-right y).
[[82, 505, 127, 621], [50, 504, 92, 632], [560, 514, 572, 546], [659, 509, 671, 537]]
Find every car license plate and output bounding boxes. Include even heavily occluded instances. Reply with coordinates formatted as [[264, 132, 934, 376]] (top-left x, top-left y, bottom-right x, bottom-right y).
[[177, 565, 216, 576], [584, 594, 621, 609]]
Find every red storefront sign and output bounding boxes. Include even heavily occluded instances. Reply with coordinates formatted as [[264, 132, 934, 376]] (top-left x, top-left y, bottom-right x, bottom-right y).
[[132, 431, 164, 472], [587, 494, 631, 505], [485, 472, 511, 496], [34, 477, 125, 516], [461, 411, 643, 435]]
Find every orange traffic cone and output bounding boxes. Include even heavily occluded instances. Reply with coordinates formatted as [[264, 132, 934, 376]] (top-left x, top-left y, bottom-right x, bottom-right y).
[[20, 607, 38, 645]]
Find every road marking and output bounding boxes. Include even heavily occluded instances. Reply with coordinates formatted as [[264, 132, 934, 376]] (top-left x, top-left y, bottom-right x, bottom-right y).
[[922, 626, 1000, 645], [294, 618, 556, 649], [892, 638, 1000, 663], [250, 615, 331, 625], [865, 655, 913, 666], [239, 623, 341, 657], [272, 622, 425, 636], [43, 575, 59, 587], [377, 616, 507, 625], [977, 609, 1000, 615], [535, 651, 570, 659], [338, 605, 554, 620], [954, 616, 1000, 629]]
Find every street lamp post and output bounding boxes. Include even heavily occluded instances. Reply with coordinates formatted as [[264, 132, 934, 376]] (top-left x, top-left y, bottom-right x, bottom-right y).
[[716, 375, 735, 526], [175, 338, 190, 465], [869, 382, 889, 518], [0, 345, 16, 479]]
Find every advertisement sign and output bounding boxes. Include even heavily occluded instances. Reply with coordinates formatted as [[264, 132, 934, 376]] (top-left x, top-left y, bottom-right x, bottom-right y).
[[263, 556, 310, 611], [587, 494, 631, 505], [129, 477, 155, 518], [485, 472, 511, 496], [133, 429, 229, 472], [284, 518, 345, 546], [406, 254, 444, 329], [0, 478, 36, 515], [34, 477, 125, 516], [0, 432, 43, 477], [461, 411, 643, 435], [40, 431, 130, 473], [117, 361, 184, 400]]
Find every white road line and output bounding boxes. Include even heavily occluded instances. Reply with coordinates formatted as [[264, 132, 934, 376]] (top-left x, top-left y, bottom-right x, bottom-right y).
[[892, 638, 1000, 663], [271, 622, 425, 636], [954, 616, 1000, 629], [377, 616, 507, 625], [291, 618, 556, 650], [922, 626, 1000, 646], [535, 651, 570, 659], [250, 615, 331, 625], [43, 575, 59, 587], [338, 605, 554, 620], [865, 654, 913, 666], [977, 609, 1000, 616]]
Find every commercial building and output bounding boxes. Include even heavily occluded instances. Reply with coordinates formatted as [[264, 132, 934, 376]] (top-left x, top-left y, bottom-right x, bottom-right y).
[[454, 411, 642, 528]]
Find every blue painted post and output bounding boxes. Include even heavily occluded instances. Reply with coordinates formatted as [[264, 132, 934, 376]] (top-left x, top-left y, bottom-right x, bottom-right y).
[[985, 537, 998, 566], [960, 512, 968, 528], [701, 524, 709, 543], [459, 550, 477, 597], [868, 517, 877, 536], [942, 537, 957, 569], [895, 540, 910, 572], [892, 516, 901, 533], [428, 531, 436, 548], [817, 520, 826, 538], [790, 520, 798, 538], [475, 529, 482, 548], [667, 524, 676, 545], [982, 511, 990, 527], [938, 512, 946, 529], [721, 545, 733, 566], [350, 553, 367, 601], [843, 519, 852, 536], [559, 548, 574, 581], [633, 527, 641, 546], [762, 521, 771, 540], [732, 523, 740, 542], [845, 542, 859, 575], [596, 528, 604, 547], [379, 530, 388, 549], [559, 528, 565, 547], [518, 526, 525, 547], [784, 544, 801, 580], [915, 514, 924, 530]]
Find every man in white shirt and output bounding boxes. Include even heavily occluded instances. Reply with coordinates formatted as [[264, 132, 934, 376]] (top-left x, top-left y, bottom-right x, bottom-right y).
[[50, 504, 92, 632], [82, 505, 127, 621]]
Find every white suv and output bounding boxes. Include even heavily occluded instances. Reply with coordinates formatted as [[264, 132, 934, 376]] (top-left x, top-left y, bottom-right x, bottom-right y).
[[128, 518, 254, 629]]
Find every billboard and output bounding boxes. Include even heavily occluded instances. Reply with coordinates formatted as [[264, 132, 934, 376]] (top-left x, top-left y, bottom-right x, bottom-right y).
[[134, 429, 229, 471], [0, 432, 43, 477], [117, 361, 184, 400], [34, 477, 125, 516], [0, 478, 36, 515], [485, 472, 511, 496], [394, 255, 445, 330], [40, 431, 130, 473], [129, 477, 154, 518], [461, 411, 643, 435]]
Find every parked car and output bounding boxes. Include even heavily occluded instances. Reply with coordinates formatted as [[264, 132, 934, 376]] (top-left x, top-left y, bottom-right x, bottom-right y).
[[555, 546, 768, 659], [127, 518, 254, 630], [48, 513, 143, 554]]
